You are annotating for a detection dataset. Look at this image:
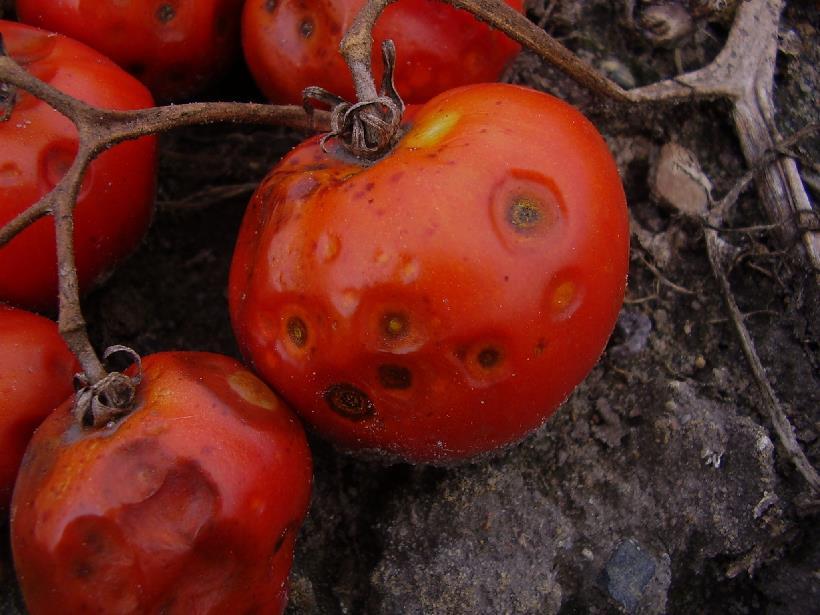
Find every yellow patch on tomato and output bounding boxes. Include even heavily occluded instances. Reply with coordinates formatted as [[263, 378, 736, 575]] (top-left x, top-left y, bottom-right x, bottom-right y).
[[551, 281, 576, 312], [228, 371, 278, 411], [403, 111, 460, 149]]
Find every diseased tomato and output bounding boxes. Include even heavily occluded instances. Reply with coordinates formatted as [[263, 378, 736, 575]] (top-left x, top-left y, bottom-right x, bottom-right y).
[[0, 20, 157, 313], [229, 83, 629, 463], [0, 304, 78, 510], [15, 0, 244, 101], [11, 351, 312, 615], [242, 0, 523, 105]]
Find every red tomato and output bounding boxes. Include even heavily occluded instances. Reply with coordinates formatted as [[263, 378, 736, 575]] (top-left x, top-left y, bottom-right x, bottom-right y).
[[0, 21, 156, 313], [0, 304, 78, 510], [242, 0, 524, 105], [16, 0, 244, 101], [229, 83, 629, 463], [12, 351, 312, 614]]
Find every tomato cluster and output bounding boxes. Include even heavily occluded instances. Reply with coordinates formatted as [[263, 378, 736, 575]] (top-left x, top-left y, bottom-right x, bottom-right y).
[[1, 3, 630, 613]]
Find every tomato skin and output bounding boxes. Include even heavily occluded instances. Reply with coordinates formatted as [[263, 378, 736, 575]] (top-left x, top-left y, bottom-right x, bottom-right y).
[[0, 21, 157, 313], [16, 0, 244, 101], [0, 305, 78, 510], [242, 0, 524, 105], [229, 83, 629, 463], [11, 351, 312, 615]]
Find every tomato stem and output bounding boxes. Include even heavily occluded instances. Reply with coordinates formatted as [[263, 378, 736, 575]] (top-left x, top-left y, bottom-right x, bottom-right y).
[[0, 47, 331, 394], [304, 40, 404, 161], [73, 346, 142, 428]]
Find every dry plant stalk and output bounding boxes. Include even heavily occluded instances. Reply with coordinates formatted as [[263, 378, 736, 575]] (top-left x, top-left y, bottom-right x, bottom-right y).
[[0, 45, 329, 403]]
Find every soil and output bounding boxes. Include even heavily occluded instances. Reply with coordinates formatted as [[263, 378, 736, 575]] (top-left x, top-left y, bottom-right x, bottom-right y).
[[1, 1, 818, 613]]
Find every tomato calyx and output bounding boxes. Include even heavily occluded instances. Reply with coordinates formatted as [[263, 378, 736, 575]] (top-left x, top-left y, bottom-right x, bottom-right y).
[[303, 40, 405, 163], [72, 345, 142, 428]]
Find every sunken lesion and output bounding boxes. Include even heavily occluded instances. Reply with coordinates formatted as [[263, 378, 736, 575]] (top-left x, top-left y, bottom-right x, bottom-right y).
[[382, 312, 409, 340], [476, 346, 502, 369], [454, 340, 510, 385], [155, 3, 176, 23], [507, 197, 544, 232], [324, 383, 374, 420], [286, 316, 308, 348], [378, 364, 413, 390], [299, 19, 314, 38]]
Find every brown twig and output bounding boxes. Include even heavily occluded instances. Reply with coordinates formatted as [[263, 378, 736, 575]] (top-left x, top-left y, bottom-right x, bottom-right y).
[[0, 46, 330, 405], [636, 253, 696, 295], [698, 152, 820, 493], [628, 0, 819, 270], [705, 227, 820, 492]]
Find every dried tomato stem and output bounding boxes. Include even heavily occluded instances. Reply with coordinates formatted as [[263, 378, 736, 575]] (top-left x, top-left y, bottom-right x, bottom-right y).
[[0, 44, 331, 394], [51, 146, 108, 384]]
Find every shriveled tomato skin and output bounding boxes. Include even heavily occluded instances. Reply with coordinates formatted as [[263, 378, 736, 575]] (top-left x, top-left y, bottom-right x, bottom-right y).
[[0, 305, 78, 510], [229, 83, 629, 463], [11, 352, 312, 615], [16, 0, 244, 101], [242, 0, 523, 105], [0, 21, 157, 313]]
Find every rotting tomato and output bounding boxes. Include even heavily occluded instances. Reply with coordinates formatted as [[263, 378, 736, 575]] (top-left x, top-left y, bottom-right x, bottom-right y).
[[242, 0, 524, 105], [15, 0, 245, 101], [0, 304, 78, 510], [0, 20, 156, 314], [11, 351, 312, 615], [229, 83, 630, 464]]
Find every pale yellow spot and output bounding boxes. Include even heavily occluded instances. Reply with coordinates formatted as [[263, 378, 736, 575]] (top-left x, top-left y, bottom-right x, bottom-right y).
[[399, 257, 420, 284], [374, 248, 390, 265], [228, 371, 278, 411], [403, 111, 460, 149], [552, 281, 576, 312], [334, 289, 360, 318], [0, 162, 22, 187], [384, 314, 407, 337], [316, 233, 340, 263], [149, 387, 174, 405], [49, 440, 102, 500]]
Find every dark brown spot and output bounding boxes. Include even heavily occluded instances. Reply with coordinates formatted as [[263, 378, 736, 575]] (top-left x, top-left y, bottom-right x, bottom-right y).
[[382, 312, 409, 339], [477, 347, 502, 369], [264, 0, 277, 11], [156, 3, 176, 23], [378, 365, 412, 390], [286, 316, 308, 348], [300, 19, 314, 38], [74, 562, 93, 578], [324, 384, 374, 420], [272, 524, 293, 554], [507, 197, 542, 231]]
